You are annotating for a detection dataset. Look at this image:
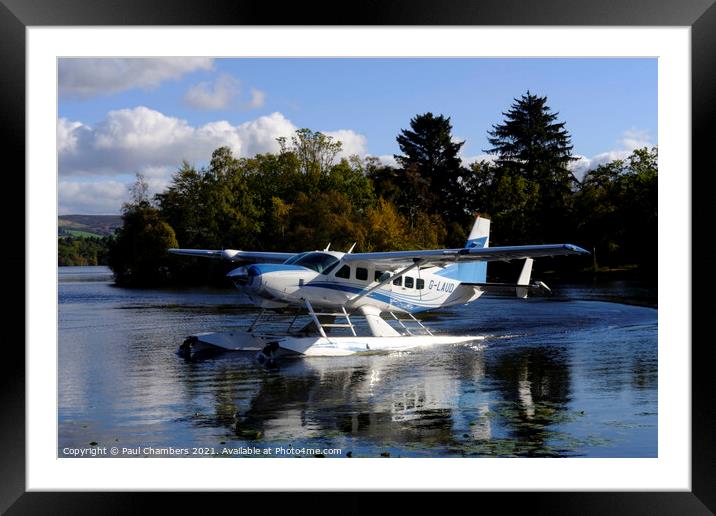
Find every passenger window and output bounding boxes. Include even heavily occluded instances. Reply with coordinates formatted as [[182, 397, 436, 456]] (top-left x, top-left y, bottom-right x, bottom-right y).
[[416, 278, 425, 290], [392, 276, 402, 287], [405, 276, 414, 288], [374, 270, 384, 282], [336, 265, 351, 279], [356, 267, 368, 281]]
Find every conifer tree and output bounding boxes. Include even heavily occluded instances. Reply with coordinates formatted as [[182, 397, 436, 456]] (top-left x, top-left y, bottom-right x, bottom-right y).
[[485, 92, 578, 242], [486, 91, 576, 180], [394, 113, 468, 225]]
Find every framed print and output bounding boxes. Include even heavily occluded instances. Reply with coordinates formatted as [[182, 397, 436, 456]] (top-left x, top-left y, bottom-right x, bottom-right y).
[[3, 0, 714, 513]]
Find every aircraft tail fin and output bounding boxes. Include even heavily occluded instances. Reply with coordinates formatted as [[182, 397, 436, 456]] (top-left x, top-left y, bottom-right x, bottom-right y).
[[466, 215, 490, 249], [436, 214, 490, 283]]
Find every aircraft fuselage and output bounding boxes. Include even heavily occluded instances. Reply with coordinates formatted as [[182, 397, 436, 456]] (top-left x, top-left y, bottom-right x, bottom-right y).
[[228, 251, 483, 313]]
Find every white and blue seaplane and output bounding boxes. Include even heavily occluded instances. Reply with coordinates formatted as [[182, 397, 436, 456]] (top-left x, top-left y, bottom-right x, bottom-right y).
[[169, 215, 588, 360]]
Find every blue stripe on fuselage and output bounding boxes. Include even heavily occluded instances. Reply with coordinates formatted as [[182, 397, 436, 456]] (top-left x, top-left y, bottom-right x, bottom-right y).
[[308, 281, 429, 312]]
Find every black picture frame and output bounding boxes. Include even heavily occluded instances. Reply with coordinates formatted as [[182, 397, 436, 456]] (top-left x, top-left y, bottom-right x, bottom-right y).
[[3, 0, 713, 513]]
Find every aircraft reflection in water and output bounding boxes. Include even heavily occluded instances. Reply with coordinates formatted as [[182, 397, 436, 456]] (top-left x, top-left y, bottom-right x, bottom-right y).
[[57, 266, 658, 458], [184, 343, 575, 456]]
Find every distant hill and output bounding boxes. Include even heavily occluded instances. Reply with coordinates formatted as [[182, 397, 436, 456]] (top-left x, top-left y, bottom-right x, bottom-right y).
[[58, 214, 122, 238]]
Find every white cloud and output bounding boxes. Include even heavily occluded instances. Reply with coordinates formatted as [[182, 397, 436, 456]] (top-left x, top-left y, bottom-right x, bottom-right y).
[[58, 107, 299, 177], [59, 171, 178, 215], [59, 107, 370, 177], [373, 154, 398, 168], [183, 74, 241, 111], [59, 180, 129, 215], [570, 129, 655, 180], [57, 118, 84, 154], [620, 129, 652, 150], [569, 149, 630, 180], [58, 107, 371, 213], [59, 58, 214, 99], [140, 165, 175, 194], [373, 152, 496, 168], [460, 153, 497, 167], [569, 155, 595, 179], [246, 88, 267, 109], [324, 130, 368, 158]]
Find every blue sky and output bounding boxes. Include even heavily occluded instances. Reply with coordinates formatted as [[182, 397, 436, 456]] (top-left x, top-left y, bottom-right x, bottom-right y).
[[58, 58, 657, 214]]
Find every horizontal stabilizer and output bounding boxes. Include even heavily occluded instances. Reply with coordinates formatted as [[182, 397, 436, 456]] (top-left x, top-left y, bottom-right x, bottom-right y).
[[462, 281, 552, 294]]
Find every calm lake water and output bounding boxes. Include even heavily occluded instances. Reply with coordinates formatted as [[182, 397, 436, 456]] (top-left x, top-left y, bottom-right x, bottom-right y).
[[58, 266, 657, 458]]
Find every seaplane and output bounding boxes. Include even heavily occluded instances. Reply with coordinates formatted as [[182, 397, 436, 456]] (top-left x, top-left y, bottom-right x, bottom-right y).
[[169, 215, 588, 361]]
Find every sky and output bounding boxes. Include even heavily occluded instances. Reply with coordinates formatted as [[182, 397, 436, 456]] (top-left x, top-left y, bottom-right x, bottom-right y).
[[58, 58, 657, 215]]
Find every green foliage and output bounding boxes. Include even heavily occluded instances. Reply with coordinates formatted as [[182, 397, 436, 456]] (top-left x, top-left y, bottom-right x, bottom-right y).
[[277, 128, 343, 192], [103, 99, 656, 286], [108, 174, 179, 286], [486, 91, 576, 177], [364, 198, 412, 251], [464, 160, 541, 245], [286, 191, 367, 252], [394, 113, 469, 224], [154, 161, 207, 246], [485, 91, 578, 242], [321, 157, 376, 213], [59, 229, 103, 239], [58, 236, 110, 266], [574, 146, 657, 273]]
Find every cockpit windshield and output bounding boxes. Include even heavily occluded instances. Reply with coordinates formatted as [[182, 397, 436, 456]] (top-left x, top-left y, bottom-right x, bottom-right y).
[[284, 252, 340, 274]]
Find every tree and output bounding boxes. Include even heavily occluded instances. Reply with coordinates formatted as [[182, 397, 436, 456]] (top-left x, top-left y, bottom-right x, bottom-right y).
[[277, 128, 343, 191], [157, 149, 263, 251], [366, 160, 402, 207], [202, 147, 263, 249], [129, 173, 151, 205], [363, 198, 447, 252], [58, 236, 110, 266], [321, 157, 376, 213], [485, 92, 578, 242], [363, 198, 409, 251], [155, 161, 207, 247], [286, 191, 366, 252], [486, 91, 576, 180], [108, 174, 179, 286], [464, 159, 541, 245], [394, 113, 468, 222], [574, 146, 657, 275], [243, 151, 303, 206]]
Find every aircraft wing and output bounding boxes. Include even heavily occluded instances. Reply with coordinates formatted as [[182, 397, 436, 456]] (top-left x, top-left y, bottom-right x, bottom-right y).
[[168, 248, 297, 263], [341, 243, 589, 268]]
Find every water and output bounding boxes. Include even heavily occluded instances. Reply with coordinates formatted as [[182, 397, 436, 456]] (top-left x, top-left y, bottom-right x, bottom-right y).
[[58, 266, 657, 458]]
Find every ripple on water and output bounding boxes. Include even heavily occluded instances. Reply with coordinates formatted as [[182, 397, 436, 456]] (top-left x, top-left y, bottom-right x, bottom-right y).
[[58, 267, 657, 458]]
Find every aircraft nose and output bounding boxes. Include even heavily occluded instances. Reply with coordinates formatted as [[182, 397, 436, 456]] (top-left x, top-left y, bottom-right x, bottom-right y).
[[227, 265, 265, 292], [227, 266, 251, 286]]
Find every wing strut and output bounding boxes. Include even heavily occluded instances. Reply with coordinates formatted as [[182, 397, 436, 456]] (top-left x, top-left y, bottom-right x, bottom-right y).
[[302, 299, 357, 337], [303, 298, 327, 338], [346, 259, 424, 307]]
